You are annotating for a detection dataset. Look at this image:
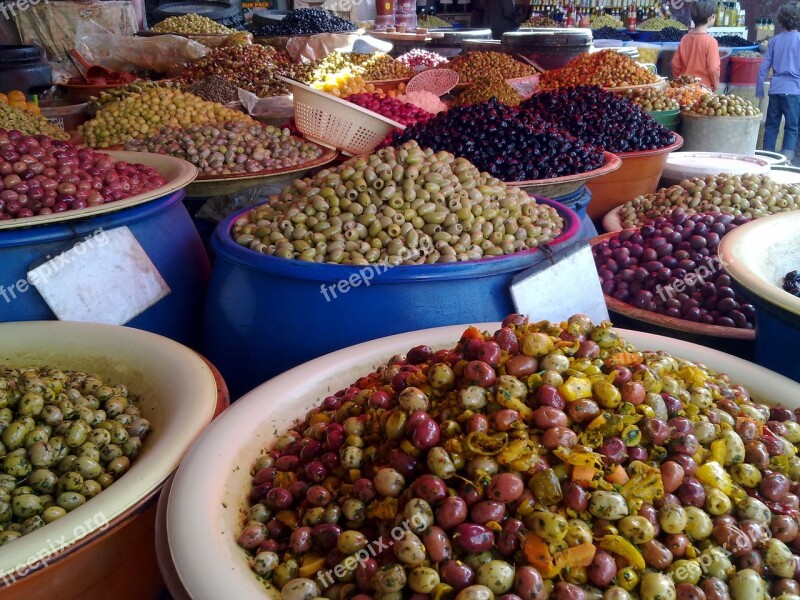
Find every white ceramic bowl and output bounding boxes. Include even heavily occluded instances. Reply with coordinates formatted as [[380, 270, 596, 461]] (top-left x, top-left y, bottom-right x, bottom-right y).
[[166, 322, 800, 600], [0, 321, 218, 590], [719, 210, 800, 316]]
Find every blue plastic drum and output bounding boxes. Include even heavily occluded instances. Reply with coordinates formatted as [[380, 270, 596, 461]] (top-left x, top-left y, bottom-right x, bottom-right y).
[[0, 190, 211, 348], [202, 197, 582, 399]]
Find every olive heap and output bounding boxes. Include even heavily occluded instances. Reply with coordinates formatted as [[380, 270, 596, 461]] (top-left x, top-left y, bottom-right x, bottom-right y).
[[0, 130, 165, 220], [590, 14, 625, 29], [78, 88, 252, 148], [123, 122, 324, 177], [0, 366, 150, 544], [594, 211, 756, 328], [616, 173, 800, 229], [783, 271, 800, 298], [236, 311, 800, 600], [87, 81, 177, 113], [650, 27, 687, 42], [151, 13, 236, 34], [521, 16, 559, 28], [0, 103, 68, 141], [621, 88, 680, 112], [540, 50, 659, 89], [684, 94, 761, 118], [185, 75, 240, 105], [249, 8, 357, 36], [177, 45, 293, 98], [232, 140, 564, 264], [346, 94, 433, 127], [714, 35, 755, 48], [592, 27, 632, 41], [449, 52, 538, 85], [453, 78, 524, 107], [418, 15, 452, 28], [521, 86, 677, 153], [390, 100, 606, 182], [638, 17, 688, 30]]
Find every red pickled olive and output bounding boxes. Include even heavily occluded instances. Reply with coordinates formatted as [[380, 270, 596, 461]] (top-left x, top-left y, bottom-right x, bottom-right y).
[[567, 399, 600, 424], [575, 340, 600, 358], [265, 517, 291, 540], [502, 313, 527, 328], [411, 418, 441, 450], [253, 467, 276, 486], [325, 424, 345, 452], [460, 481, 484, 507], [676, 478, 705, 507], [475, 341, 502, 366], [487, 472, 525, 504], [611, 366, 632, 385], [299, 439, 322, 462], [289, 480, 311, 499], [356, 558, 379, 591], [536, 385, 565, 410], [258, 539, 280, 553], [462, 338, 484, 360], [494, 409, 521, 432], [462, 360, 497, 388], [320, 452, 339, 471], [470, 500, 506, 525], [561, 481, 590, 511], [275, 455, 299, 471], [312, 523, 342, 549], [439, 559, 476, 590], [368, 390, 392, 409], [249, 481, 272, 501], [266, 487, 293, 510], [453, 523, 495, 553], [422, 526, 453, 562], [436, 496, 468, 529], [406, 410, 432, 434], [466, 413, 490, 433], [391, 370, 413, 391], [414, 474, 448, 504], [321, 395, 341, 410], [387, 449, 420, 478], [496, 518, 524, 557], [289, 526, 313, 554], [660, 461, 685, 493], [505, 354, 538, 378], [621, 380, 645, 405], [589, 551, 617, 587], [238, 522, 266, 549], [306, 484, 332, 507], [407, 345, 433, 365], [493, 327, 520, 353]]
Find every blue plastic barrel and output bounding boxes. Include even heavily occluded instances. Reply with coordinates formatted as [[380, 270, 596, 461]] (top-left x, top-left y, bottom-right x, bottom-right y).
[[0, 190, 211, 348], [550, 185, 592, 221], [202, 198, 581, 399]]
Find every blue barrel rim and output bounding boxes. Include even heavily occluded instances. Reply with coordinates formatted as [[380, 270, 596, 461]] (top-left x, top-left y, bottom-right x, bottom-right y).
[[0, 190, 187, 247], [210, 195, 581, 283]]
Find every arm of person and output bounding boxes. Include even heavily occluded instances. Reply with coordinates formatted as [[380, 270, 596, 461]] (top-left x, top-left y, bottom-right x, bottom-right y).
[[672, 43, 686, 77], [756, 41, 774, 98], [707, 38, 721, 92]]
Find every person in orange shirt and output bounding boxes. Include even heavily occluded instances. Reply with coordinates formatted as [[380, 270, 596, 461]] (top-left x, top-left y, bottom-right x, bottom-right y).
[[672, 0, 721, 91]]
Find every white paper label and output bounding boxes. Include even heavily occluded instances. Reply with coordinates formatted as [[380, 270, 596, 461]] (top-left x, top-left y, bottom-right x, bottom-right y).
[[28, 226, 171, 326], [510, 243, 609, 325]]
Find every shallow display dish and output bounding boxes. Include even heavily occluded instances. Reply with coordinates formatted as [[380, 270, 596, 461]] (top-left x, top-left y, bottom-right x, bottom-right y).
[[184, 146, 338, 197], [168, 320, 792, 600], [0, 321, 219, 600], [719, 211, 800, 380], [586, 134, 684, 220], [0, 151, 196, 231], [60, 81, 133, 103], [505, 150, 622, 198]]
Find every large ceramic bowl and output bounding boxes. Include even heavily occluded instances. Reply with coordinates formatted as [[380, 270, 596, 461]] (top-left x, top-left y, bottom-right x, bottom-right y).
[[0, 321, 219, 599], [167, 321, 800, 599], [719, 211, 800, 380]]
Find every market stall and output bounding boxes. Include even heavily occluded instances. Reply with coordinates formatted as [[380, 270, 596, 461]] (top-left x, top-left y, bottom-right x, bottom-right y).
[[2, 3, 799, 599]]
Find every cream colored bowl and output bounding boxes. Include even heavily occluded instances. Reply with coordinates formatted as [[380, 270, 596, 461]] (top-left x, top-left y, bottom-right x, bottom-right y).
[[0, 321, 218, 596], [166, 322, 800, 600]]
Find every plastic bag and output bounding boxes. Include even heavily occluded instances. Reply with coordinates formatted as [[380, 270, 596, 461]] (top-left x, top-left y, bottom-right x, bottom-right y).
[[75, 20, 210, 75], [285, 31, 390, 62], [238, 89, 295, 124], [195, 184, 287, 223], [508, 74, 540, 99]]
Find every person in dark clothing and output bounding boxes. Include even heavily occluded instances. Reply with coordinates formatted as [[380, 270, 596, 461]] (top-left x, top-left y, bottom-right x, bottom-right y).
[[485, 0, 518, 39]]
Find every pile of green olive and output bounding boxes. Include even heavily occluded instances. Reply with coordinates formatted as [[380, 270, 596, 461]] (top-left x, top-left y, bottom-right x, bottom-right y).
[[231, 140, 565, 265], [616, 173, 800, 228], [0, 367, 150, 545], [684, 94, 761, 118], [236, 313, 800, 600]]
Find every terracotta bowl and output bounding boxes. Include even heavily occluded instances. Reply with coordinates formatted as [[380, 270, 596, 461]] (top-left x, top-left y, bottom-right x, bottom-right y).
[[0, 322, 222, 599]]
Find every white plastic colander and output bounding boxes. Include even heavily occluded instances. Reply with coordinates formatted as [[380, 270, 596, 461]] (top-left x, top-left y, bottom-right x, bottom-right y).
[[278, 76, 405, 156]]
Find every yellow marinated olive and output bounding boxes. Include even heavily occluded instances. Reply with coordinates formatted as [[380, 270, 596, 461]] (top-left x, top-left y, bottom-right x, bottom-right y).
[[730, 463, 762, 488], [530, 511, 568, 543], [618, 515, 656, 544]]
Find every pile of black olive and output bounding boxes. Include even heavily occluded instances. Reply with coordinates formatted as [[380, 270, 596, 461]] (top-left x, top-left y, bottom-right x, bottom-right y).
[[249, 8, 357, 36], [783, 270, 800, 297], [389, 99, 606, 181], [521, 86, 677, 153], [592, 26, 632, 41], [714, 34, 755, 47], [650, 27, 686, 42]]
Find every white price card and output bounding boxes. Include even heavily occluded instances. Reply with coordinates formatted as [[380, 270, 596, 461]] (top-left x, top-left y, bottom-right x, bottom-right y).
[[510, 242, 609, 325], [28, 226, 171, 326]]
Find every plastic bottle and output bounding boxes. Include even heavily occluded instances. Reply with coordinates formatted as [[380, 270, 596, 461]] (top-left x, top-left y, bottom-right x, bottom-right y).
[[394, 0, 417, 31]]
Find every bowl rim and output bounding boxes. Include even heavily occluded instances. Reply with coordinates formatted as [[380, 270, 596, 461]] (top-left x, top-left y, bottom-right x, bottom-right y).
[[166, 320, 800, 600], [0, 321, 218, 581], [719, 211, 800, 316], [210, 195, 581, 281]]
